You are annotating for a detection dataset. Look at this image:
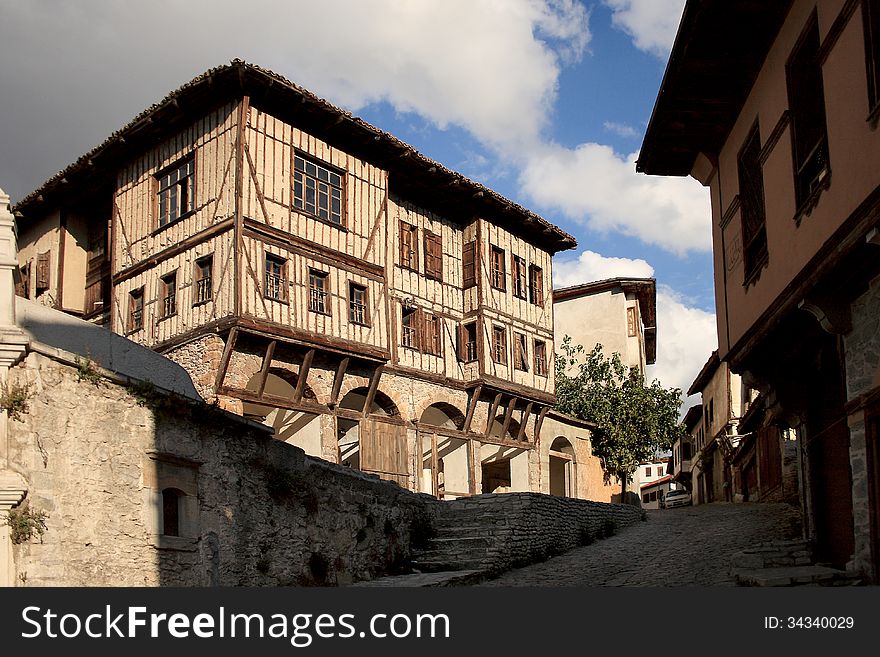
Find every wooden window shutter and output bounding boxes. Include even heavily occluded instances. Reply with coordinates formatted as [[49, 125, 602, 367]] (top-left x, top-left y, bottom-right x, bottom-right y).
[[15, 264, 27, 298], [416, 308, 425, 352], [462, 241, 476, 288], [36, 251, 50, 291], [425, 231, 442, 281], [399, 221, 418, 270], [456, 324, 464, 362], [530, 265, 544, 305]]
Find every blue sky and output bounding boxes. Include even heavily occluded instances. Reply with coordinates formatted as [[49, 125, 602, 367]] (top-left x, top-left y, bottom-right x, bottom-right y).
[[0, 0, 717, 402]]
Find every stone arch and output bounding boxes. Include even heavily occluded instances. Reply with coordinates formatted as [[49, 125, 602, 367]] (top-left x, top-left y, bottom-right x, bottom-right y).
[[338, 386, 401, 417], [488, 414, 521, 440], [419, 402, 466, 430], [241, 372, 322, 453]]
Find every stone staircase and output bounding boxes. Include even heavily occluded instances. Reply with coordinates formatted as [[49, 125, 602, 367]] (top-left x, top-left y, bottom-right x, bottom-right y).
[[730, 539, 863, 586], [410, 507, 496, 573]]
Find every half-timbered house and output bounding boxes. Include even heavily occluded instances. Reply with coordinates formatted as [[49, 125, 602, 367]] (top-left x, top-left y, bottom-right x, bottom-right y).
[[13, 60, 579, 499]]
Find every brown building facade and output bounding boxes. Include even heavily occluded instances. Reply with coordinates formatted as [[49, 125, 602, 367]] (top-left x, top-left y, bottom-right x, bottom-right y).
[[639, 0, 880, 577], [12, 61, 587, 501]]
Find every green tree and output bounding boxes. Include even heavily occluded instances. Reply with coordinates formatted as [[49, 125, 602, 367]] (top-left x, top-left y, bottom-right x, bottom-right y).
[[555, 337, 684, 502]]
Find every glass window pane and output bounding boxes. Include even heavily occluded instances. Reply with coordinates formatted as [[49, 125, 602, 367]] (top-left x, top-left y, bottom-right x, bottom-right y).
[[295, 156, 304, 171]]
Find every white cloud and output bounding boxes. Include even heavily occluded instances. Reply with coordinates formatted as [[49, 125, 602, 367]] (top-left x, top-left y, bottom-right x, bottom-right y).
[[603, 0, 686, 58], [648, 286, 717, 402], [0, 0, 591, 198], [520, 143, 712, 255], [603, 121, 640, 139], [553, 250, 654, 287]]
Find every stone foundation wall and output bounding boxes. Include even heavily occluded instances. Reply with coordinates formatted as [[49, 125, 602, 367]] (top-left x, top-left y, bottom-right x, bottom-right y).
[[6, 352, 435, 586], [437, 492, 643, 575]]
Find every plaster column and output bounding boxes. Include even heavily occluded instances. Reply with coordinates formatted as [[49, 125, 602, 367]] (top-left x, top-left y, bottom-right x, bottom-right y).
[[0, 187, 30, 586], [0, 471, 27, 586]]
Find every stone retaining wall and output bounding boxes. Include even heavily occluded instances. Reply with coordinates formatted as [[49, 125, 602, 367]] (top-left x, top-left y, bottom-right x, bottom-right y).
[[437, 493, 644, 574], [7, 352, 435, 586]]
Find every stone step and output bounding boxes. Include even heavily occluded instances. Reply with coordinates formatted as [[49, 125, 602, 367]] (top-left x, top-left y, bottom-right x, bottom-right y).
[[410, 559, 488, 573], [349, 570, 487, 587], [423, 536, 492, 549], [734, 565, 852, 587]]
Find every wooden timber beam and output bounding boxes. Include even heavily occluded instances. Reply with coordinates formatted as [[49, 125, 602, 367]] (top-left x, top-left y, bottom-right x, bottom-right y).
[[484, 392, 503, 437], [329, 357, 349, 407], [362, 365, 385, 416], [499, 397, 517, 441], [219, 385, 329, 416], [516, 401, 534, 442], [462, 383, 482, 434], [256, 340, 277, 397], [213, 327, 239, 393], [293, 349, 315, 403], [431, 432, 439, 498], [534, 406, 550, 443], [467, 438, 477, 495]]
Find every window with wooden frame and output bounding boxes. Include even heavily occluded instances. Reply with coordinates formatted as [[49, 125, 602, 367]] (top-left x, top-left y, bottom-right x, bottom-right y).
[[128, 287, 144, 332], [424, 313, 443, 356], [35, 251, 50, 293], [424, 230, 443, 281], [865, 0, 880, 113], [627, 306, 638, 337], [402, 306, 418, 349], [264, 253, 288, 302], [308, 269, 329, 314], [490, 246, 506, 291], [512, 255, 527, 299], [194, 255, 213, 304], [348, 282, 369, 325], [15, 262, 30, 299], [293, 153, 343, 226], [513, 332, 529, 371], [159, 271, 177, 319], [534, 339, 547, 376], [787, 15, 830, 209], [528, 264, 544, 305], [738, 123, 769, 283], [459, 321, 478, 362], [492, 325, 507, 365], [399, 221, 418, 270], [156, 154, 195, 228]]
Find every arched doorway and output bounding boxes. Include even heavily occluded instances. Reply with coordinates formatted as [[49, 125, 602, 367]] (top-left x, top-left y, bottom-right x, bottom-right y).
[[242, 371, 321, 456], [549, 436, 576, 497], [419, 402, 469, 498], [337, 387, 407, 486]]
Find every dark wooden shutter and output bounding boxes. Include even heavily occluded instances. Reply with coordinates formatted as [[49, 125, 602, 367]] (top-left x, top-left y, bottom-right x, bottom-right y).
[[456, 324, 465, 362], [36, 251, 50, 291], [15, 264, 27, 298], [462, 241, 476, 288], [425, 231, 442, 280], [399, 222, 418, 270], [530, 265, 544, 305]]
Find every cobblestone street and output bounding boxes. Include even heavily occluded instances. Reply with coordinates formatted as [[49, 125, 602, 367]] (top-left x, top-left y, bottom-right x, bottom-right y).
[[477, 502, 802, 586]]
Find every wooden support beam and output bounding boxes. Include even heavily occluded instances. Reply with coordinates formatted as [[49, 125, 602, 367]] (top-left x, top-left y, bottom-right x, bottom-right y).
[[329, 357, 349, 407], [256, 340, 277, 397], [362, 365, 384, 416], [293, 349, 315, 403], [516, 401, 534, 442], [431, 432, 439, 499], [213, 327, 238, 393], [484, 392, 503, 437], [467, 438, 477, 495], [462, 383, 482, 434], [499, 397, 517, 441], [535, 406, 550, 443]]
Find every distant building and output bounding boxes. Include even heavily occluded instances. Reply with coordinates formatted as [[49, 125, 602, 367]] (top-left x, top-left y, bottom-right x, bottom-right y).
[[553, 277, 656, 376]]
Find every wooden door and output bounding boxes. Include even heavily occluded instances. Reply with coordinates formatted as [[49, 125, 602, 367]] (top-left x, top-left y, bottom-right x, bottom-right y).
[[360, 417, 409, 487]]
